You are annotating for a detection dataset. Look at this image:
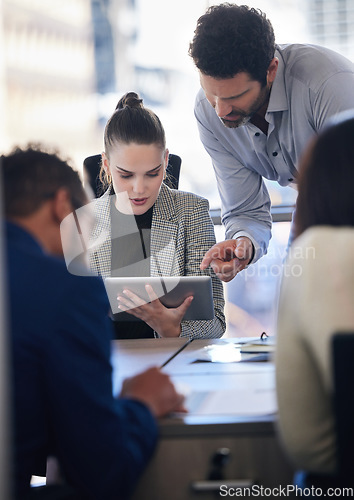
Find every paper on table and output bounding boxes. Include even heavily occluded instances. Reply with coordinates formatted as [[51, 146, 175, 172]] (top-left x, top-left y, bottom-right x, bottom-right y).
[[185, 386, 276, 416], [190, 343, 272, 362], [193, 344, 243, 363]]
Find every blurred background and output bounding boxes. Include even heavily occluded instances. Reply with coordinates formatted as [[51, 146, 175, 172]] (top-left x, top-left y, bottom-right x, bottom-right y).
[[0, 1, 353, 492], [1, 0, 353, 338]]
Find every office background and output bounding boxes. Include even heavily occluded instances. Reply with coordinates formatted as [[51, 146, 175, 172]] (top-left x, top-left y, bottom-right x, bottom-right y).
[[0, 0, 353, 493], [1, 0, 353, 335]]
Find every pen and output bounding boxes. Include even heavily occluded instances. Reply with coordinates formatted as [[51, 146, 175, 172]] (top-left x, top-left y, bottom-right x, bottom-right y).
[[160, 338, 194, 368]]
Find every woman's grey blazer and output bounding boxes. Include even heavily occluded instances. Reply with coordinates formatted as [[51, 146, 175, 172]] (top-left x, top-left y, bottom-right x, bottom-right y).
[[89, 183, 226, 339]]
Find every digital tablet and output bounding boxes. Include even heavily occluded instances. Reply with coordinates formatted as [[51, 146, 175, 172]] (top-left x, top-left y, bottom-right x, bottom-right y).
[[104, 276, 214, 321]]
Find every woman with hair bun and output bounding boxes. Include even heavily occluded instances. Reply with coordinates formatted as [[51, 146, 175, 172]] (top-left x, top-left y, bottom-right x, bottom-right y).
[[89, 91, 225, 339]]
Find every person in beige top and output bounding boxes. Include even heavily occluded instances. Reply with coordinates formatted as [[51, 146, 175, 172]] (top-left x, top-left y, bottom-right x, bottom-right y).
[[276, 111, 354, 475]]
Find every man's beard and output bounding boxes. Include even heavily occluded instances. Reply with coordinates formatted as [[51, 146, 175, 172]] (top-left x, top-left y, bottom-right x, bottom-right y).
[[220, 113, 252, 128], [220, 84, 270, 129]]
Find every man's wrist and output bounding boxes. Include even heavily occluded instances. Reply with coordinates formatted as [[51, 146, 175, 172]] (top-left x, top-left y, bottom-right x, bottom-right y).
[[235, 235, 255, 265]]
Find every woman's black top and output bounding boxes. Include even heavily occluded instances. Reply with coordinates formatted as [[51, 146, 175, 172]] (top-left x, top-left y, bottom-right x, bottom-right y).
[[110, 199, 154, 339]]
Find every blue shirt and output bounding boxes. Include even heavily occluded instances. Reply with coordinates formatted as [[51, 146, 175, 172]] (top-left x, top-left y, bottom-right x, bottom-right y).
[[6, 221, 158, 499], [195, 43, 354, 260]]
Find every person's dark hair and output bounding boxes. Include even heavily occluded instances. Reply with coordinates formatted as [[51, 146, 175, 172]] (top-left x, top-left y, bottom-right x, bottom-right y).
[[294, 112, 354, 238], [189, 3, 275, 84], [1, 144, 86, 217], [100, 91, 166, 188]]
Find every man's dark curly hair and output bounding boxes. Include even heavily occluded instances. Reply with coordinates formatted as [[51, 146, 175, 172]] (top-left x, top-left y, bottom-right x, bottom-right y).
[[189, 3, 275, 84]]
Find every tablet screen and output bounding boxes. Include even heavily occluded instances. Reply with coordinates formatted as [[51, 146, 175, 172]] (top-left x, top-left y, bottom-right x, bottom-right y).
[[104, 276, 214, 321]]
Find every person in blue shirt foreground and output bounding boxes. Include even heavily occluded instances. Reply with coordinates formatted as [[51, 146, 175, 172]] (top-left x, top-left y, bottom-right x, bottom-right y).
[[1, 146, 185, 500]]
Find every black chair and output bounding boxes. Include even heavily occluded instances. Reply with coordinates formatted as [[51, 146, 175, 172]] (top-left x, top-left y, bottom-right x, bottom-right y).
[[296, 332, 354, 491], [332, 332, 354, 486], [83, 153, 181, 198], [164, 153, 181, 190], [83, 154, 102, 198]]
